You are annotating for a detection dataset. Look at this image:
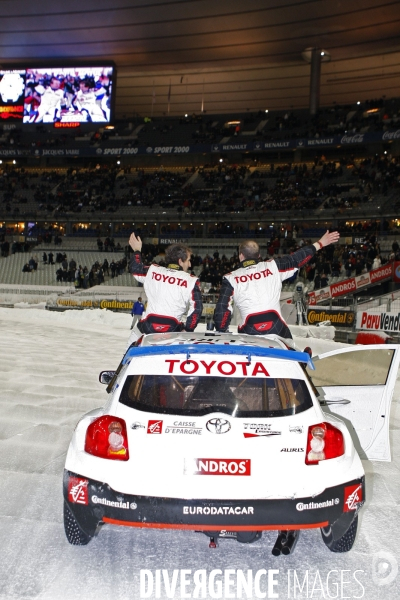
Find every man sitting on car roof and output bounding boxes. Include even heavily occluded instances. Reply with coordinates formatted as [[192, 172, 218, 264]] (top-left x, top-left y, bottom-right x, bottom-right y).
[[127, 233, 203, 345], [214, 230, 340, 340]]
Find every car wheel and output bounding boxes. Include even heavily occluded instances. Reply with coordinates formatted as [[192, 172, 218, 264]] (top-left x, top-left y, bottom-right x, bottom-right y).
[[64, 502, 92, 545], [320, 515, 358, 553]]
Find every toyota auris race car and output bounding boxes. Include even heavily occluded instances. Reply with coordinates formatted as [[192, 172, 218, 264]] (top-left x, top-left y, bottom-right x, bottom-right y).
[[63, 333, 400, 555]]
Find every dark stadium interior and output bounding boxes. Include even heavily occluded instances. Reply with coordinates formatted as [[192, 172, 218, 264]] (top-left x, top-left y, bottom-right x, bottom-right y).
[[1, 0, 400, 116], [0, 0, 400, 296]]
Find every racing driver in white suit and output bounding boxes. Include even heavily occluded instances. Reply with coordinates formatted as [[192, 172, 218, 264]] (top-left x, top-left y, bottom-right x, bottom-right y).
[[214, 230, 340, 340], [127, 233, 202, 345]]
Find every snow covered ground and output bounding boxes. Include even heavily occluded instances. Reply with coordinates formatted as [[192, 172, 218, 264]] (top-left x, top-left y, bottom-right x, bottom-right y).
[[0, 307, 399, 600]]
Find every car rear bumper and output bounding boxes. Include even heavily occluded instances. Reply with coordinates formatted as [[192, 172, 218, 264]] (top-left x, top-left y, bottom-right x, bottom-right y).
[[64, 469, 364, 539]]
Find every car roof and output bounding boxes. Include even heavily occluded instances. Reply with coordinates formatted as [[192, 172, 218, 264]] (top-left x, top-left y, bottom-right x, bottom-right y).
[[140, 332, 289, 349], [125, 333, 315, 369]]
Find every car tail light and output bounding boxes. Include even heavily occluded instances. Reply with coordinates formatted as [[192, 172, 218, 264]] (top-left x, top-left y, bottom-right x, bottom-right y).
[[85, 416, 129, 461], [305, 422, 344, 465]]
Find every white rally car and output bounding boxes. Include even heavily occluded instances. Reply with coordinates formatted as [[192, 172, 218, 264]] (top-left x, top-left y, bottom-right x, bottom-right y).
[[63, 333, 400, 554]]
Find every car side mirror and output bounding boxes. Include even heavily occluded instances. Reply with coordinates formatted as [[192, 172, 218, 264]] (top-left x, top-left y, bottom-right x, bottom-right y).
[[99, 371, 116, 384]]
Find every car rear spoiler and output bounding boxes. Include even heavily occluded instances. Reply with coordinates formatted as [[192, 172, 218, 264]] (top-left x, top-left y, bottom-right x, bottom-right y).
[[123, 344, 315, 370]]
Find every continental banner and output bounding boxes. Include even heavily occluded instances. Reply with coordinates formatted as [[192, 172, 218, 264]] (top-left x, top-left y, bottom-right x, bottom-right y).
[[56, 298, 134, 310], [307, 309, 355, 327]]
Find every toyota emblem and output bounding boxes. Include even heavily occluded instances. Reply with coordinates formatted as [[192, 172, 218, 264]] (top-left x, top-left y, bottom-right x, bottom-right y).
[[206, 418, 231, 434]]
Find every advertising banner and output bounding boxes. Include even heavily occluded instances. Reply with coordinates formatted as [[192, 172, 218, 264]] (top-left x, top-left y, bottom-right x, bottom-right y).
[[308, 265, 393, 305], [356, 307, 400, 333], [2, 128, 400, 157], [307, 286, 331, 305], [307, 308, 355, 327], [369, 264, 393, 284], [330, 277, 357, 298], [56, 297, 133, 310], [354, 273, 371, 289]]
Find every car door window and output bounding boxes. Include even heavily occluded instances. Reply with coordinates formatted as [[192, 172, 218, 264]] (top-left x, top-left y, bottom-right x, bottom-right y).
[[308, 349, 395, 387]]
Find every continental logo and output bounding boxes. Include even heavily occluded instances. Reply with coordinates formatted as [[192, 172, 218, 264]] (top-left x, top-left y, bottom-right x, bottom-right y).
[[57, 299, 97, 307], [100, 300, 133, 310], [56, 299, 134, 310], [307, 310, 355, 326]]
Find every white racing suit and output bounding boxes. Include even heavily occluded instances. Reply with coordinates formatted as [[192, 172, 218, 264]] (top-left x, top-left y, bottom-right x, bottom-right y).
[[214, 245, 317, 339], [127, 252, 203, 346]]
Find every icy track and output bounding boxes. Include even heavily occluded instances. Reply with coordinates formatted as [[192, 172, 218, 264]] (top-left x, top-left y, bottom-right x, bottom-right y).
[[0, 307, 399, 600]]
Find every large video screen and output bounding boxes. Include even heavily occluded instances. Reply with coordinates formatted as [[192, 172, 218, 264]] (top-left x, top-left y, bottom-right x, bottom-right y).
[[0, 70, 26, 120], [24, 66, 114, 124], [0, 64, 115, 124]]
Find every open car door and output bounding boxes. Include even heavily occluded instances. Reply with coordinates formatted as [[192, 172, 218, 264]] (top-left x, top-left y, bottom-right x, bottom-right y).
[[307, 345, 400, 461]]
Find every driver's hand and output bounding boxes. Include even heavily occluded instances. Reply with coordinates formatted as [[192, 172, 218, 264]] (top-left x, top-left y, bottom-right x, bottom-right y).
[[319, 230, 340, 247], [129, 233, 142, 252]]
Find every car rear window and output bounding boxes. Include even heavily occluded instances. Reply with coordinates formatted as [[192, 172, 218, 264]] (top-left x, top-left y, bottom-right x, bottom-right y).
[[119, 375, 313, 417]]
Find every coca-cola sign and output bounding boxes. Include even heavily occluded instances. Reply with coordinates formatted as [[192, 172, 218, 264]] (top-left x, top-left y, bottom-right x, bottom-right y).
[[340, 133, 365, 144], [382, 130, 400, 140]]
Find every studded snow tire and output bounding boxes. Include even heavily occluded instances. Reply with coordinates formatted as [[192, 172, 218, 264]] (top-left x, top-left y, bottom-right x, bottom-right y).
[[64, 502, 92, 546], [321, 515, 358, 553]]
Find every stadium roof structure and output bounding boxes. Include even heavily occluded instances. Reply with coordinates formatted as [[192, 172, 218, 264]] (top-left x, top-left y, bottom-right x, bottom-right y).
[[1, 0, 400, 118]]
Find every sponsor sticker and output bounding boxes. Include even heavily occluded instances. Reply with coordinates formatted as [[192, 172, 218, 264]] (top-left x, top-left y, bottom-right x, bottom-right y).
[[243, 423, 281, 437], [344, 484, 363, 511], [91, 496, 137, 510], [68, 477, 88, 505], [165, 358, 270, 377], [183, 505, 254, 515], [296, 498, 340, 511], [185, 458, 251, 476], [131, 422, 145, 430], [165, 421, 202, 435], [147, 420, 163, 434], [289, 425, 303, 434]]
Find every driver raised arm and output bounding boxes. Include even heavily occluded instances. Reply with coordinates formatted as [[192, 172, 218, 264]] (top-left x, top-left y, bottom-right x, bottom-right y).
[[127, 233, 203, 345], [214, 231, 340, 340]]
